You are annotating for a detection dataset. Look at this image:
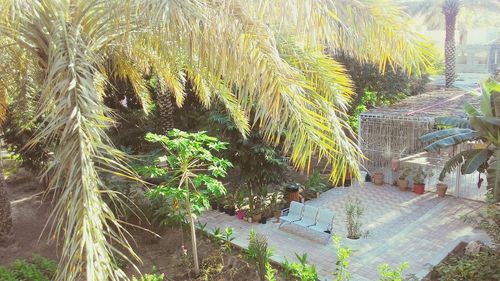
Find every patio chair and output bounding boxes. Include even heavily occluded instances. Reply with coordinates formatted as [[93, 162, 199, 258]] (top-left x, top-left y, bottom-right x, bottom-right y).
[[292, 205, 319, 228], [308, 209, 335, 237], [279, 201, 303, 228]]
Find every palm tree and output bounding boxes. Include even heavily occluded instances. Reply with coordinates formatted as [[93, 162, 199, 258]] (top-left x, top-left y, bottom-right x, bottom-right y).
[[404, 0, 500, 88], [443, 0, 460, 88], [0, 169, 13, 246], [0, 0, 433, 280], [155, 79, 175, 133]]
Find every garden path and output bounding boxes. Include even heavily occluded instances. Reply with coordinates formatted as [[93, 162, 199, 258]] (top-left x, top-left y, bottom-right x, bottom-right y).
[[199, 182, 490, 280]]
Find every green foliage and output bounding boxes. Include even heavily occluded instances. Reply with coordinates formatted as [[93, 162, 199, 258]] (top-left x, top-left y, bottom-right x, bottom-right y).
[[208, 112, 288, 188], [3, 114, 51, 172], [265, 262, 277, 281], [434, 252, 500, 281], [247, 229, 273, 281], [143, 129, 232, 274], [398, 167, 411, 180], [305, 171, 328, 193], [131, 267, 165, 281], [210, 227, 235, 252], [465, 204, 500, 250], [0, 255, 57, 281], [411, 167, 434, 184], [283, 253, 319, 281], [143, 130, 231, 215], [378, 262, 409, 281], [345, 197, 366, 239], [332, 234, 352, 281], [336, 55, 429, 132]]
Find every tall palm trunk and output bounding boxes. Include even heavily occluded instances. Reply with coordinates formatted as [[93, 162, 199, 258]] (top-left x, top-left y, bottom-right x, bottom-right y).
[[155, 84, 174, 133], [442, 0, 460, 88], [0, 168, 13, 246]]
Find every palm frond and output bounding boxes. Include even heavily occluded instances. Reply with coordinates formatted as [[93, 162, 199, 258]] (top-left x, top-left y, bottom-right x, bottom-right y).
[[2, 1, 140, 280], [487, 149, 500, 202], [434, 116, 471, 128], [460, 148, 492, 174], [423, 131, 477, 151], [419, 128, 474, 142], [438, 149, 484, 181]]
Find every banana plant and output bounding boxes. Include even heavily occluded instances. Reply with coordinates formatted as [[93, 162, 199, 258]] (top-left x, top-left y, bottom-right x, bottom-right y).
[[419, 79, 500, 202]]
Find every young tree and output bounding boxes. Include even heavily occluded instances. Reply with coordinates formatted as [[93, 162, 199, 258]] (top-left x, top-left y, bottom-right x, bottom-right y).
[[144, 130, 231, 275]]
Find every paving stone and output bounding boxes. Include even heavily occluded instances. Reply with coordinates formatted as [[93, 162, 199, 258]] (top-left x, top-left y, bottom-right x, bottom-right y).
[[199, 182, 489, 280]]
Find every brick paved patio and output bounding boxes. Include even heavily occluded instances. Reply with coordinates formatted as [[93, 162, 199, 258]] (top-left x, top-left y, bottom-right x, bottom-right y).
[[199, 182, 490, 280]]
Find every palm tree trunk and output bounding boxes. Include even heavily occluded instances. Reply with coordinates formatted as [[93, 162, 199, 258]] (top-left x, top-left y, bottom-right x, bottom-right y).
[[443, 0, 460, 88], [155, 84, 174, 134], [0, 169, 13, 246]]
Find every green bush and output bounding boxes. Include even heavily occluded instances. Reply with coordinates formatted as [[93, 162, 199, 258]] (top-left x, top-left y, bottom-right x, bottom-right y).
[[283, 253, 319, 281], [378, 262, 409, 281], [0, 255, 57, 281], [208, 112, 288, 188], [434, 251, 500, 281], [247, 229, 274, 281], [335, 55, 429, 132]]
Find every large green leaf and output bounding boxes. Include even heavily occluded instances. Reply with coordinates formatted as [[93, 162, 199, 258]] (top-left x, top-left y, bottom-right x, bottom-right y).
[[438, 150, 471, 181], [461, 149, 492, 174], [423, 131, 477, 152], [491, 90, 500, 118], [434, 116, 471, 129], [487, 149, 500, 203], [464, 102, 481, 117], [419, 128, 474, 142], [477, 116, 500, 126]]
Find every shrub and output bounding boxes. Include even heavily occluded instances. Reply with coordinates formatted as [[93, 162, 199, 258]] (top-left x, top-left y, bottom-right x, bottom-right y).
[[247, 229, 273, 281], [335, 55, 429, 132], [283, 253, 319, 281], [131, 267, 165, 281], [332, 234, 351, 281], [345, 197, 367, 239], [208, 112, 288, 188], [434, 251, 500, 281], [0, 255, 57, 281], [378, 262, 409, 281]]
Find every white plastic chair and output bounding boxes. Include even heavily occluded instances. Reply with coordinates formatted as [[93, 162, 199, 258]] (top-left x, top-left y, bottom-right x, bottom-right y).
[[308, 209, 335, 235], [279, 201, 303, 228], [293, 205, 319, 228]]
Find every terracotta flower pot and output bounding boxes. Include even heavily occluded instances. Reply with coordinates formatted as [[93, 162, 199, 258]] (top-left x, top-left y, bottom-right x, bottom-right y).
[[414, 183, 425, 195], [252, 213, 262, 223], [372, 173, 384, 186], [397, 179, 408, 191], [436, 183, 448, 197]]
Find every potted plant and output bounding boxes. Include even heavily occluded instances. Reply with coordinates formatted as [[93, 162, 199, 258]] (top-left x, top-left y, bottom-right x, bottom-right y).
[[305, 171, 327, 198], [251, 193, 263, 223], [235, 189, 246, 219], [397, 167, 411, 191], [436, 182, 448, 197], [224, 193, 236, 216], [372, 172, 384, 186], [268, 191, 284, 220], [412, 167, 433, 195]]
